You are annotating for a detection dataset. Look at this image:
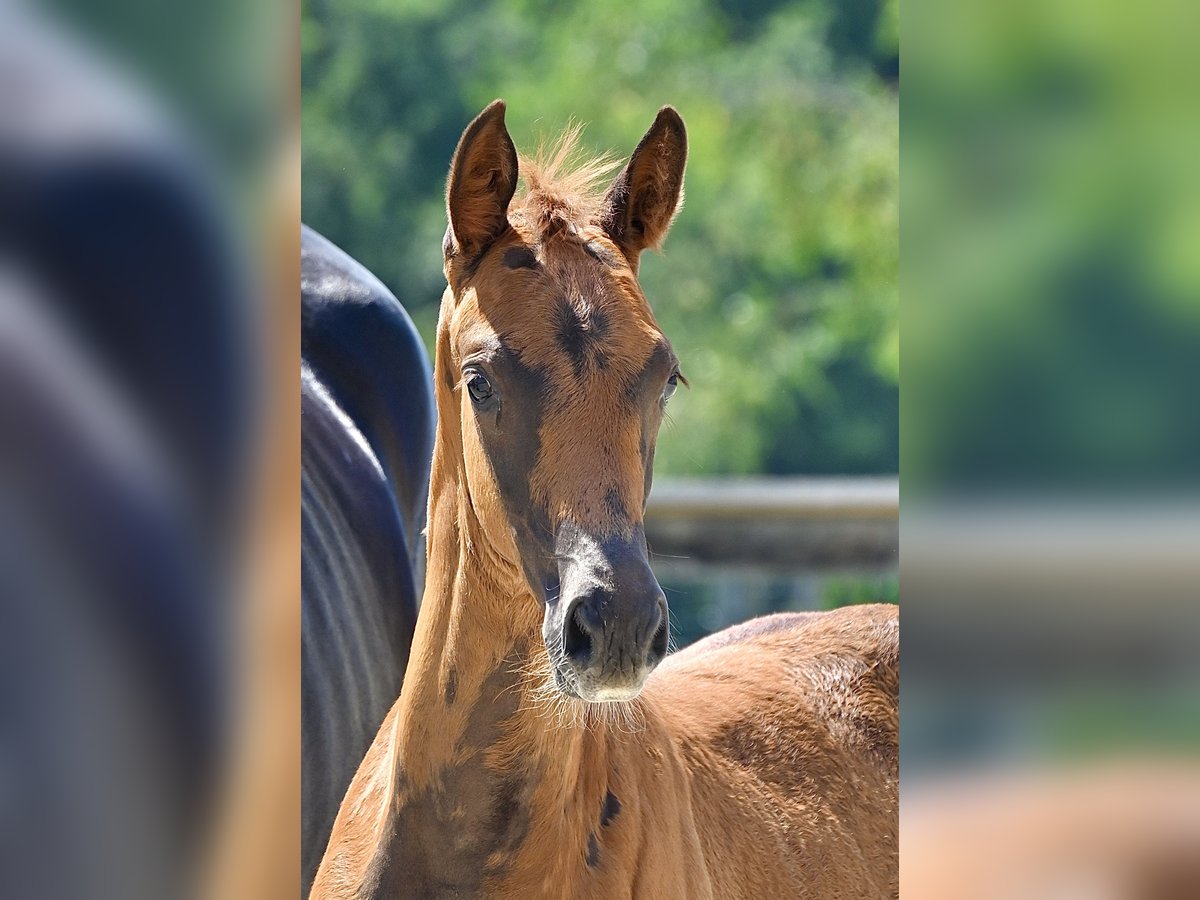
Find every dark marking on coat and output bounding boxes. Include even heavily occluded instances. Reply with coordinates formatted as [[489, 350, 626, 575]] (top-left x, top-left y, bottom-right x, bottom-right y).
[[369, 659, 532, 895], [465, 347, 555, 600], [444, 668, 458, 706], [586, 832, 601, 868], [503, 246, 539, 269], [600, 790, 621, 827], [604, 487, 626, 521], [489, 777, 523, 843], [554, 297, 611, 375]]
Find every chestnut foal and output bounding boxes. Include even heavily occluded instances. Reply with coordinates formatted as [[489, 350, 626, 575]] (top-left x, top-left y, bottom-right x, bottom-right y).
[[311, 101, 898, 899]]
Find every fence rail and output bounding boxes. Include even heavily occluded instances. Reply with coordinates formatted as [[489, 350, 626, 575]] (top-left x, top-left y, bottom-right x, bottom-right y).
[[644, 477, 899, 571]]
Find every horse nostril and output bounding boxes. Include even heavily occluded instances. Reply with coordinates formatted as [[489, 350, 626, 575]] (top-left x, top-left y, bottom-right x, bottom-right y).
[[564, 603, 594, 664], [650, 616, 669, 664]]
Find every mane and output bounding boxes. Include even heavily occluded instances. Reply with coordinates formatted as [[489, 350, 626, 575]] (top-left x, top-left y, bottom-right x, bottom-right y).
[[512, 124, 621, 238]]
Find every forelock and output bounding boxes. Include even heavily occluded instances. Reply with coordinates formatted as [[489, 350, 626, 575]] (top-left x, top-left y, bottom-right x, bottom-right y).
[[510, 124, 621, 240]]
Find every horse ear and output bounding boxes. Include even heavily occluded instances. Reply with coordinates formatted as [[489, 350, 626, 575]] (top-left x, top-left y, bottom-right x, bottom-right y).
[[599, 107, 687, 266], [446, 100, 518, 259]]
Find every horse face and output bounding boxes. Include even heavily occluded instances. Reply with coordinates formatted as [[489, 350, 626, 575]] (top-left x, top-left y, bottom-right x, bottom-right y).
[[442, 102, 687, 702]]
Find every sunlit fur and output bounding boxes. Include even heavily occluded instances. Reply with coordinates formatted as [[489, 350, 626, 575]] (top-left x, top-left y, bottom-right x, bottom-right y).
[[311, 104, 898, 899]]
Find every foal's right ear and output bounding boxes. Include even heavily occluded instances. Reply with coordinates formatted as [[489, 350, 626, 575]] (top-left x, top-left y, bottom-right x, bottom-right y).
[[446, 100, 519, 260]]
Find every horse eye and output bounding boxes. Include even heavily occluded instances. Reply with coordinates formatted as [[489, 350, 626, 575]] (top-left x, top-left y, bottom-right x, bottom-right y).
[[662, 371, 679, 402], [466, 371, 494, 404]]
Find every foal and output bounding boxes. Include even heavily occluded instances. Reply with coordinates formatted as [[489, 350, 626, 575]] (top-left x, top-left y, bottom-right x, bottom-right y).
[[312, 102, 898, 899]]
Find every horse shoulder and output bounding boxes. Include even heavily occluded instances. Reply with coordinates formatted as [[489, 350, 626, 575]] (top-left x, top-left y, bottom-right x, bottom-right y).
[[644, 604, 899, 898]]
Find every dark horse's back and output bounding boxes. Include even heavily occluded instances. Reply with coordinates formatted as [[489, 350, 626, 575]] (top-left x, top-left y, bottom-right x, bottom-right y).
[[301, 225, 434, 893]]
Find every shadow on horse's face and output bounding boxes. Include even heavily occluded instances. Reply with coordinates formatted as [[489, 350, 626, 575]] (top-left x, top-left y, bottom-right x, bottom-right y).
[[439, 103, 688, 703]]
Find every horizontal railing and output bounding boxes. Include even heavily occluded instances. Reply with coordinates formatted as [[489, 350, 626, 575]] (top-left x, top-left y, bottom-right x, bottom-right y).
[[644, 477, 899, 572]]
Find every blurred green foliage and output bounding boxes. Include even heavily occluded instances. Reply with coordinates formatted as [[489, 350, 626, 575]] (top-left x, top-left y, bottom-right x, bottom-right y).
[[1040, 686, 1200, 757], [48, 0, 283, 207], [819, 573, 899, 609], [303, 0, 898, 476], [904, 0, 1200, 492]]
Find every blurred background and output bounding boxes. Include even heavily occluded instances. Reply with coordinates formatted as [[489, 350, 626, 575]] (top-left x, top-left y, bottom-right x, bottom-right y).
[[904, 0, 1200, 896], [301, 0, 901, 643]]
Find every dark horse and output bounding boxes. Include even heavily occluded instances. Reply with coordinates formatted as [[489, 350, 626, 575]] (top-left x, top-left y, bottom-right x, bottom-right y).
[[301, 225, 435, 893]]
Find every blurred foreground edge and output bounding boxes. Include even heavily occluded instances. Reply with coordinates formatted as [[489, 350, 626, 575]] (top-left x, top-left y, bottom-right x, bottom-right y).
[[1, 6, 296, 899], [903, 500, 1200, 900], [902, 764, 1200, 900]]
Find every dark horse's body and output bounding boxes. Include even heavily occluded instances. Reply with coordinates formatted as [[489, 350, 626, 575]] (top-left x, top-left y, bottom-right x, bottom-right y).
[[301, 225, 435, 893]]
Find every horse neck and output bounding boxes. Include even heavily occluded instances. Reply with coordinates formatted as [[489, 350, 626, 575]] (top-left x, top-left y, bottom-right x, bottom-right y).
[[386, 451, 538, 783], [379, 443, 619, 875]]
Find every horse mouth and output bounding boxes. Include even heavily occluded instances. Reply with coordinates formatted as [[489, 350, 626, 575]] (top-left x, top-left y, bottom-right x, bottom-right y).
[[550, 658, 649, 704]]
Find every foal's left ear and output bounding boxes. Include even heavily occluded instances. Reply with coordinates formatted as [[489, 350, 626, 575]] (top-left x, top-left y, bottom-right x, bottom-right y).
[[446, 99, 519, 259], [599, 107, 687, 266]]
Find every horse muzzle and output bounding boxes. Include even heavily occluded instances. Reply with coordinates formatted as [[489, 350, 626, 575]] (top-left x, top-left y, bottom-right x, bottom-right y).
[[542, 523, 669, 703]]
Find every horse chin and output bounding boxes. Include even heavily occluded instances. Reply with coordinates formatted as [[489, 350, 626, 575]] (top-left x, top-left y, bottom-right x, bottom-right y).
[[555, 666, 648, 704], [578, 683, 645, 704]]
